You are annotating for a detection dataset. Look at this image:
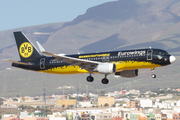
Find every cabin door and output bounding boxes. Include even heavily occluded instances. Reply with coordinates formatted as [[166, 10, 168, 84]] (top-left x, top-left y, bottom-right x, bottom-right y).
[[40, 58, 46, 69], [147, 49, 153, 60]]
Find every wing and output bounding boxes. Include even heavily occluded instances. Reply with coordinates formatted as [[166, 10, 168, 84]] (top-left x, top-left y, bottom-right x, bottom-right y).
[[42, 51, 100, 71]]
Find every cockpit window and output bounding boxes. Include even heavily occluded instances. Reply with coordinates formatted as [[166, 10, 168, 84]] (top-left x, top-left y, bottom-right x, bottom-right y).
[[158, 51, 169, 55]]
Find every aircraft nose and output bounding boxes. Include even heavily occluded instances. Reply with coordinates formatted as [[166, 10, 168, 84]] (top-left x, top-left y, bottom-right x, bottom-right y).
[[169, 55, 176, 63]]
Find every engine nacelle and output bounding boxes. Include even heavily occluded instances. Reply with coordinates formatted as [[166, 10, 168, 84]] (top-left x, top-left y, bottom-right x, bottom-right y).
[[115, 69, 138, 78], [96, 63, 116, 74]]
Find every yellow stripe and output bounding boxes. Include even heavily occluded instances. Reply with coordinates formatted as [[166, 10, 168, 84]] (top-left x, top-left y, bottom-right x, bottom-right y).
[[40, 65, 88, 74], [114, 61, 161, 71], [39, 61, 162, 74]]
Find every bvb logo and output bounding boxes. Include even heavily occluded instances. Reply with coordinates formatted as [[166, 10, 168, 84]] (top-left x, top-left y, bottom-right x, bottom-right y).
[[19, 42, 33, 58]]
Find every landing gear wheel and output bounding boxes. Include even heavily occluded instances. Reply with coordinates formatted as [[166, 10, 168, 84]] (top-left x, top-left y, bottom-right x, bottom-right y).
[[86, 76, 94, 82], [150, 68, 156, 78], [101, 78, 109, 84], [151, 74, 156, 78]]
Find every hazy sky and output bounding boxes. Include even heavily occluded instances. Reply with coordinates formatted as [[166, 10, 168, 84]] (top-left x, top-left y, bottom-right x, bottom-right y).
[[0, 0, 117, 32]]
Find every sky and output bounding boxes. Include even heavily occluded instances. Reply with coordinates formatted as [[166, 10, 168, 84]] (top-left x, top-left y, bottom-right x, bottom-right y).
[[0, 0, 117, 32]]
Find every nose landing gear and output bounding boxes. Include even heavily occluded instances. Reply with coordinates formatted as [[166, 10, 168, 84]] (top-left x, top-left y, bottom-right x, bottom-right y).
[[151, 74, 156, 78], [151, 68, 156, 78]]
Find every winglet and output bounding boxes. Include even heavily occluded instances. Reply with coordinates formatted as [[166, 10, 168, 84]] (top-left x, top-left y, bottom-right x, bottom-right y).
[[36, 41, 45, 52]]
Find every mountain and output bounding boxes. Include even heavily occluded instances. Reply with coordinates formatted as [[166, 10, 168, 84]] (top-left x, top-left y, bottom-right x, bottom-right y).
[[48, 0, 180, 54], [1, 0, 180, 61], [0, 0, 180, 97]]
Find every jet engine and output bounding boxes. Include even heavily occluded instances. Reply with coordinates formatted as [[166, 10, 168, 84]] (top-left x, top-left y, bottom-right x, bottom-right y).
[[95, 63, 116, 74], [115, 69, 138, 78]]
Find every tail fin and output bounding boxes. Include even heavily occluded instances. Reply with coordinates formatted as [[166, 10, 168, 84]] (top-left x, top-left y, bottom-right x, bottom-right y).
[[14, 31, 42, 61]]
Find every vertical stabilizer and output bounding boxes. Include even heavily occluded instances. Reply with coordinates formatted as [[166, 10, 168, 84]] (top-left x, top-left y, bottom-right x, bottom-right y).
[[14, 31, 42, 61]]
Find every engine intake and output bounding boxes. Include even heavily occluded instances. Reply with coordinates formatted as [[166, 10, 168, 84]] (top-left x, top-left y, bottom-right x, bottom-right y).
[[115, 69, 138, 78], [96, 63, 116, 74]]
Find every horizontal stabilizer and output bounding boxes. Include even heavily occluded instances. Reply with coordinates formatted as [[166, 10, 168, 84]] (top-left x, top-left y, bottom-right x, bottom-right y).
[[4, 59, 31, 65]]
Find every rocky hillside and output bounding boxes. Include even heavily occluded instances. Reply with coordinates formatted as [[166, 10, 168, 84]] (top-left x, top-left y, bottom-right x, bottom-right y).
[[1, 0, 180, 61], [0, 0, 180, 96], [45, 0, 180, 54]]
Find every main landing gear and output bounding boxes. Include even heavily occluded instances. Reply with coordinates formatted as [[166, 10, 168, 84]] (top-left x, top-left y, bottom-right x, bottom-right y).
[[86, 76, 94, 82], [86, 69, 94, 82], [86, 70, 109, 84], [101, 75, 109, 84], [151, 68, 156, 78], [86, 75, 109, 84]]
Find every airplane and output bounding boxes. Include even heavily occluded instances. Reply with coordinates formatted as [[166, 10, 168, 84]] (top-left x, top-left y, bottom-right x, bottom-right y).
[[5, 31, 176, 84]]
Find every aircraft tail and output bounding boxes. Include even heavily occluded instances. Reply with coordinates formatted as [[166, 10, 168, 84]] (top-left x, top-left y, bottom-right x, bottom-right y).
[[14, 31, 43, 61]]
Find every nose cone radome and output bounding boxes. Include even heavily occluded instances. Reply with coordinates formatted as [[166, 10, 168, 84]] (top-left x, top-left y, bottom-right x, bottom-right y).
[[170, 55, 176, 63]]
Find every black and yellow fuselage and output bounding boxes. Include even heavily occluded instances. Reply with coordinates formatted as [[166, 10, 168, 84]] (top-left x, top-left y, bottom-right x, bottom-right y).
[[6, 31, 176, 84], [12, 48, 172, 74]]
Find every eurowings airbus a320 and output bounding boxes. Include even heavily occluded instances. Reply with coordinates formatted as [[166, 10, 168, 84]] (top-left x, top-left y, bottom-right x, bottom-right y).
[[5, 31, 176, 84]]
